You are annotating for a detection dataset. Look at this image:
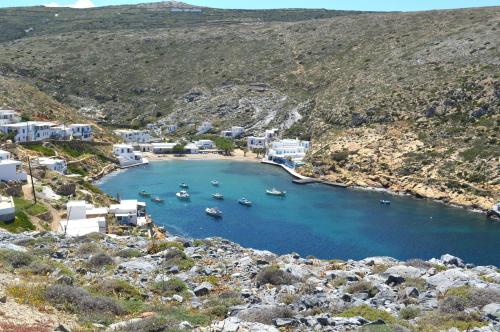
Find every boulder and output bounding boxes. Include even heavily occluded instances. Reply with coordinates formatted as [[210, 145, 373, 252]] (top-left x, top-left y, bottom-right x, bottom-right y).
[[404, 287, 420, 298], [482, 303, 500, 321], [386, 274, 405, 286], [425, 269, 478, 293], [194, 282, 213, 296], [118, 260, 156, 274], [440, 254, 465, 268], [273, 318, 298, 327], [385, 265, 424, 279]]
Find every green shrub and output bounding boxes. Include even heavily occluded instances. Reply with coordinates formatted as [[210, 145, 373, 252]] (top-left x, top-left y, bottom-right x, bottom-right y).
[[399, 305, 421, 320], [93, 279, 142, 300], [255, 266, 294, 286], [88, 253, 114, 269], [153, 278, 188, 297], [77, 243, 101, 257], [0, 249, 33, 268], [204, 291, 243, 318], [339, 305, 395, 323], [415, 311, 486, 332], [23, 144, 55, 156], [346, 281, 379, 298], [237, 306, 295, 325], [0, 211, 35, 233], [147, 241, 184, 254], [115, 248, 143, 258]]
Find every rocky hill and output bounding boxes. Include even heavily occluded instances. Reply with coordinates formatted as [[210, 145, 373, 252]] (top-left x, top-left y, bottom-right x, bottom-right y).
[[0, 3, 498, 209], [0, 230, 499, 331]]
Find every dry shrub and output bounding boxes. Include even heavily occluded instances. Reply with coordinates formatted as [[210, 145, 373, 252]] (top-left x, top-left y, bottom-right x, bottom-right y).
[[238, 306, 295, 325], [255, 266, 294, 287]]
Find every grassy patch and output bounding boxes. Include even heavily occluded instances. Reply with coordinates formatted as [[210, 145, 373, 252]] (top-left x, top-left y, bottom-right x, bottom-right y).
[[6, 283, 47, 309], [415, 311, 486, 332], [346, 281, 379, 298], [23, 144, 55, 156], [339, 305, 396, 323], [13, 197, 48, 216], [0, 211, 35, 233], [153, 278, 189, 297], [255, 265, 294, 286]]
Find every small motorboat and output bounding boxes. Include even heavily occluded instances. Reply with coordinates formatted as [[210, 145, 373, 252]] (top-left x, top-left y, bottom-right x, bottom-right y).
[[151, 196, 164, 203], [266, 188, 287, 196], [206, 207, 223, 218], [380, 200, 391, 205], [138, 190, 151, 197], [212, 193, 224, 200], [176, 191, 190, 200], [179, 183, 189, 189], [211, 180, 219, 186], [238, 198, 252, 206]]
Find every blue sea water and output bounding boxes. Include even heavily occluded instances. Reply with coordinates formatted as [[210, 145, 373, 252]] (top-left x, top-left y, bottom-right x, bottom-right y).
[[98, 160, 500, 266]]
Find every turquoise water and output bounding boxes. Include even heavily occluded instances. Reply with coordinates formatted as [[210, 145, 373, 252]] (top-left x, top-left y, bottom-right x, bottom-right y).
[[98, 160, 500, 265]]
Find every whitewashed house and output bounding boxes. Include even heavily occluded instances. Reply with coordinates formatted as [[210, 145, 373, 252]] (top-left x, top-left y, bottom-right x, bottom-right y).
[[185, 142, 199, 154], [138, 143, 153, 152], [165, 124, 177, 134], [109, 200, 147, 226], [267, 139, 310, 166], [265, 128, 278, 140], [69, 124, 93, 141], [247, 136, 267, 149], [36, 157, 67, 174], [113, 144, 149, 168], [194, 139, 214, 150], [197, 121, 212, 134], [115, 129, 151, 143], [0, 196, 15, 222], [0, 121, 55, 142], [59, 200, 108, 236], [151, 142, 177, 154], [221, 126, 245, 138], [0, 150, 27, 182], [0, 109, 20, 125]]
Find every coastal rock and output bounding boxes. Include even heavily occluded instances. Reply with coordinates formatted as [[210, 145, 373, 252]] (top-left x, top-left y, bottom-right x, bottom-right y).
[[385, 265, 424, 279], [194, 282, 213, 296], [482, 303, 500, 321], [440, 254, 465, 268], [425, 269, 478, 292], [118, 260, 156, 273]]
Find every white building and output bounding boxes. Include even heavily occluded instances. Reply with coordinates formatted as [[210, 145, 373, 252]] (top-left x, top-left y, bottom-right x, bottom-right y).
[[247, 136, 267, 149], [150, 142, 176, 154], [185, 142, 199, 154], [0, 150, 27, 182], [0, 109, 20, 125], [197, 121, 212, 134], [0, 196, 15, 222], [115, 129, 151, 143], [0, 121, 55, 142], [113, 144, 149, 168], [69, 124, 93, 141], [165, 124, 177, 134], [221, 126, 245, 138], [265, 128, 278, 140], [267, 139, 310, 165], [36, 157, 67, 174], [109, 200, 147, 226], [194, 139, 214, 150], [59, 200, 108, 236]]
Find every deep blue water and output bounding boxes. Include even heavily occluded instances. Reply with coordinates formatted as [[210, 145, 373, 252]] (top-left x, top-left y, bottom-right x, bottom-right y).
[[98, 160, 500, 266]]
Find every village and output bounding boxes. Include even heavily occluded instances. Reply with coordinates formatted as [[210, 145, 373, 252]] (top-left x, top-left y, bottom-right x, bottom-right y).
[[0, 108, 311, 238]]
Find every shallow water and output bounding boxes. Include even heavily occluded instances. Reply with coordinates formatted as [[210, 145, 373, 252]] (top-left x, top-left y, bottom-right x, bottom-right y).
[[98, 160, 500, 265]]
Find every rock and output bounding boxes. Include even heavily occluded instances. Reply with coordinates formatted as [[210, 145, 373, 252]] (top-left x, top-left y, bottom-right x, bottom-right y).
[[482, 303, 500, 321], [0, 243, 27, 252], [119, 260, 156, 273], [56, 275, 73, 285], [178, 321, 193, 329], [106, 318, 143, 331], [273, 318, 298, 327], [172, 294, 183, 303], [0, 295, 6, 303], [426, 269, 478, 293], [51, 250, 68, 259], [194, 282, 213, 296], [404, 287, 420, 298], [385, 265, 424, 279], [54, 324, 70, 332], [169, 265, 180, 274], [56, 183, 76, 196], [386, 274, 405, 286], [440, 254, 465, 268]]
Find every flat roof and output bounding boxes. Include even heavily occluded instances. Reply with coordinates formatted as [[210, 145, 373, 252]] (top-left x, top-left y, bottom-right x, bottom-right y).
[[113, 144, 133, 148], [0, 160, 22, 166]]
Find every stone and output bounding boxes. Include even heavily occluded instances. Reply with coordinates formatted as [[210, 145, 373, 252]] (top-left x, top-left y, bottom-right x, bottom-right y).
[[426, 269, 477, 293], [54, 324, 70, 332], [194, 282, 213, 296], [169, 265, 180, 274], [386, 274, 405, 286], [178, 321, 193, 329], [404, 287, 420, 298], [0, 243, 27, 252], [0, 295, 6, 303], [273, 318, 298, 327], [440, 254, 465, 268], [482, 303, 500, 321], [385, 265, 424, 279], [172, 294, 183, 303], [119, 260, 156, 273], [56, 275, 73, 285]]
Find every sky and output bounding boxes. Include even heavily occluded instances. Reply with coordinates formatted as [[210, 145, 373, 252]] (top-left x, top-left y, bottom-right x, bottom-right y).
[[0, 0, 499, 11]]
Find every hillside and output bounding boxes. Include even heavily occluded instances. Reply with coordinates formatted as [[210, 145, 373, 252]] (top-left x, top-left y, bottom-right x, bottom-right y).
[[0, 3, 498, 209]]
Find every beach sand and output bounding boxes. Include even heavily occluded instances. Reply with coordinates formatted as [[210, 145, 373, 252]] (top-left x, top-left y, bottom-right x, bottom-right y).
[[143, 149, 263, 163]]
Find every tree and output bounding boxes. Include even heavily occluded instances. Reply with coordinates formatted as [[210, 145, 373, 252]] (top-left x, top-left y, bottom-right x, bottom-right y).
[[215, 137, 234, 156], [172, 144, 185, 156]]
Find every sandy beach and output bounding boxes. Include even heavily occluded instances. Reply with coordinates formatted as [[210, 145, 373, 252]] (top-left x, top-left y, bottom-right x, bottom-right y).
[[143, 149, 263, 163]]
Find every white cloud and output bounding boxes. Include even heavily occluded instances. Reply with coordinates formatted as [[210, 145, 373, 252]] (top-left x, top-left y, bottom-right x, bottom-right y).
[[44, 0, 95, 9]]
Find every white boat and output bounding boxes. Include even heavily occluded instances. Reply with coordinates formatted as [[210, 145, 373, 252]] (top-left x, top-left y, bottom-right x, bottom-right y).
[[206, 207, 223, 218], [266, 188, 286, 196], [151, 196, 164, 203], [176, 191, 190, 200], [380, 200, 391, 205], [238, 198, 252, 206], [179, 183, 189, 188], [211, 180, 219, 186], [212, 193, 224, 200]]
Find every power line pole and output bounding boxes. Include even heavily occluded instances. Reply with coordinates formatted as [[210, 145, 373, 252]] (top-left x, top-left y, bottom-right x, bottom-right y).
[[27, 156, 37, 204]]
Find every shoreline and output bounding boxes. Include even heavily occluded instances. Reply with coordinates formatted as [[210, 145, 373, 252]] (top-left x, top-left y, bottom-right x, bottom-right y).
[[94, 152, 495, 218]]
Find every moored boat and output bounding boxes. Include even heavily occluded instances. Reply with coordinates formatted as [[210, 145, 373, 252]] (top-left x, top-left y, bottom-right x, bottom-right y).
[[176, 190, 190, 200], [380, 200, 391, 205], [179, 183, 189, 188], [206, 207, 223, 218], [139, 190, 151, 197], [238, 198, 252, 206], [266, 188, 286, 196], [211, 180, 219, 186], [212, 193, 224, 200], [151, 196, 164, 203]]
